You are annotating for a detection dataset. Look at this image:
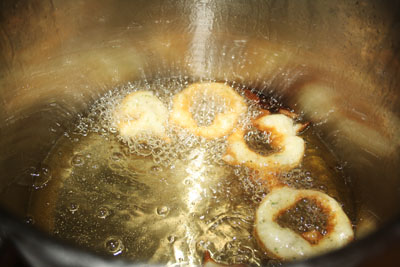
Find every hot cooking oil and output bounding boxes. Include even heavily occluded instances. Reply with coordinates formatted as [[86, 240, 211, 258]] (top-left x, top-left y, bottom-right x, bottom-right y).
[[28, 78, 353, 266]]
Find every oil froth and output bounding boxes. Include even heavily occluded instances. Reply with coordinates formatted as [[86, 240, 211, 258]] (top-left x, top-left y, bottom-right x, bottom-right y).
[[28, 78, 352, 266]]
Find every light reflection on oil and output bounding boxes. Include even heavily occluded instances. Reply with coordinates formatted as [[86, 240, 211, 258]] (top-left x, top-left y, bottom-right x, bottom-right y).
[[186, 148, 207, 209]]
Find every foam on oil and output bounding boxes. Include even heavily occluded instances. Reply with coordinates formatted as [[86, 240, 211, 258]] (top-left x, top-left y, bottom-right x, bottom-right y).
[[28, 78, 353, 266]]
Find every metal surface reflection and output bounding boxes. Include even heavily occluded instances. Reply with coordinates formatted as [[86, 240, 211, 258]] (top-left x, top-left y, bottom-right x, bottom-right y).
[[0, 0, 399, 266]]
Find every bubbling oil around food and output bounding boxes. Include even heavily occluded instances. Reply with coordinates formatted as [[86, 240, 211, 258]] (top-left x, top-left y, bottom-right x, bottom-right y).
[[28, 78, 353, 266]]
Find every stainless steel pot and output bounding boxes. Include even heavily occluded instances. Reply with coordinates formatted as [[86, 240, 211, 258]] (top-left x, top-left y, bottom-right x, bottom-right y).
[[0, 0, 399, 266]]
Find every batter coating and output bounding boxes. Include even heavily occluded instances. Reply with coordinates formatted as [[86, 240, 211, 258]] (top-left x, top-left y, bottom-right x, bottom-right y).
[[114, 91, 169, 141], [170, 82, 247, 139], [223, 113, 305, 173], [255, 187, 354, 260]]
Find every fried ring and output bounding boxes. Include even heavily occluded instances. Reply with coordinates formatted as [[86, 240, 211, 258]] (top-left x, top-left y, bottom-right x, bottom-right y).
[[114, 91, 169, 141], [170, 82, 247, 139], [255, 187, 354, 261], [222, 114, 305, 172]]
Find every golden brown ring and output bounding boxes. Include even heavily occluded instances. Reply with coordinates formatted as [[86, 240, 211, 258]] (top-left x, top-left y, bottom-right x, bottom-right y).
[[255, 187, 354, 261], [113, 90, 169, 141], [222, 113, 306, 173], [170, 82, 247, 139]]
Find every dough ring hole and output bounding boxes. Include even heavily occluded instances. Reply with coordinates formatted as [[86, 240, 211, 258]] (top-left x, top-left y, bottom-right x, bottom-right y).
[[275, 197, 331, 245], [170, 82, 247, 139], [243, 126, 276, 156], [189, 91, 226, 127]]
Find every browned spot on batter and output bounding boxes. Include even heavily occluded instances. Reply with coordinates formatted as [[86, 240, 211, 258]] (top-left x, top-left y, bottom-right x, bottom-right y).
[[244, 89, 261, 103], [244, 127, 276, 156]]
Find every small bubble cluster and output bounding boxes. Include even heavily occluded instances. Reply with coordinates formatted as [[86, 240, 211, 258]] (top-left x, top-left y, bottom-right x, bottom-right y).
[[42, 78, 349, 265], [71, 79, 279, 170], [31, 165, 52, 189], [189, 91, 227, 127], [216, 240, 261, 266], [233, 166, 268, 203], [238, 88, 263, 127], [279, 168, 315, 189]]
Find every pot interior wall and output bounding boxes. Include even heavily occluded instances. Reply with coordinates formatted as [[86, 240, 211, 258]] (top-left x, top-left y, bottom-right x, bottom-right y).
[[0, 0, 400, 261]]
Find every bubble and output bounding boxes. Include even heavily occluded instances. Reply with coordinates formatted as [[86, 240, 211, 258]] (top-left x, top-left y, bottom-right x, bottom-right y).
[[278, 168, 318, 189], [196, 239, 214, 255], [105, 237, 125, 256], [133, 139, 153, 156], [319, 184, 328, 191], [151, 165, 162, 172], [111, 152, 123, 161], [71, 154, 85, 166], [156, 206, 170, 216], [68, 203, 79, 214], [97, 206, 111, 219], [109, 127, 118, 133], [167, 235, 176, 243], [153, 155, 162, 165], [251, 192, 266, 203], [184, 179, 193, 185], [31, 165, 52, 189], [25, 216, 35, 225]]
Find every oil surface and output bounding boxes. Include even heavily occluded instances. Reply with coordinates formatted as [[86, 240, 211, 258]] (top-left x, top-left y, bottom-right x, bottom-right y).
[[28, 78, 353, 266]]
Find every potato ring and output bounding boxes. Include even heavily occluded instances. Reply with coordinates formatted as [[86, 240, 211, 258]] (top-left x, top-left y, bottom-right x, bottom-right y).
[[222, 114, 305, 172], [255, 187, 354, 261], [170, 82, 247, 139], [114, 91, 169, 141]]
